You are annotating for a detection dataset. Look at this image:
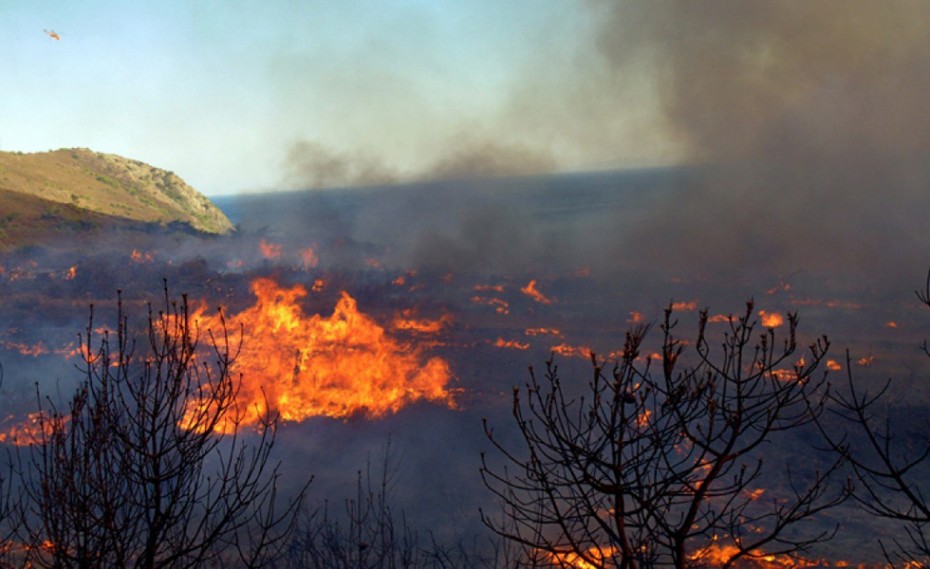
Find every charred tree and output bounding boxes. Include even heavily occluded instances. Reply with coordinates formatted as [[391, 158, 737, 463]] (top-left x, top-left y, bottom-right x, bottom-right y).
[[17, 285, 308, 568], [481, 302, 847, 568]]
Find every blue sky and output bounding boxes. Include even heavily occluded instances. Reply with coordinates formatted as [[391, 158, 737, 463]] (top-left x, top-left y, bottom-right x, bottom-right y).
[[0, 1, 675, 195]]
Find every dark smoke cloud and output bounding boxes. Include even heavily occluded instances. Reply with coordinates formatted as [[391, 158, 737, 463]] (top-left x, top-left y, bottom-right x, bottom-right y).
[[284, 140, 398, 189], [593, 1, 930, 284], [418, 138, 556, 182], [283, 137, 556, 190]]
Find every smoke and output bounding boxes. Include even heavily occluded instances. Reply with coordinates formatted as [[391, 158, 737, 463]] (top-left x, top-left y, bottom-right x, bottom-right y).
[[278, 2, 930, 289], [284, 140, 398, 189], [284, 137, 557, 190], [418, 138, 556, 182], [591, 1, 930, 283]]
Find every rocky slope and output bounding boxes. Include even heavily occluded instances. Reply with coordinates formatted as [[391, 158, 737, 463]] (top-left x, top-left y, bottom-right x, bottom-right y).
[[0, 148, 234, 236]]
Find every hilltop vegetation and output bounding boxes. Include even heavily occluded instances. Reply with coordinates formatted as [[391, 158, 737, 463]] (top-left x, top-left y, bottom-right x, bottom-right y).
[[0, 148, 233, 244]]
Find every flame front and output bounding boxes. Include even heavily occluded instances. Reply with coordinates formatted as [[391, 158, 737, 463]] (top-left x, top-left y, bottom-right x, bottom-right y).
[[189, 278, 455, 431]]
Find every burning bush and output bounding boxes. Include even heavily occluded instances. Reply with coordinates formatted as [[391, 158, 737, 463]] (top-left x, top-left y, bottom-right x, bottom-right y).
[[15, 286, 308, 568]]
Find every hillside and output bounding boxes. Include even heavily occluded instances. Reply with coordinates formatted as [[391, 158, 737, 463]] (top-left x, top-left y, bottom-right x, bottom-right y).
[[0, 148, 234, 237]]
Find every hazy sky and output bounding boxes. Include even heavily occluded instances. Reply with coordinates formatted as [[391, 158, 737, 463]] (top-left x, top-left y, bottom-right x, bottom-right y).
[[0, 1, 677, 195]]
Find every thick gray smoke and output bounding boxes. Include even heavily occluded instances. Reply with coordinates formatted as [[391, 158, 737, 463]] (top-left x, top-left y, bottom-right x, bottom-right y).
[[594, 1, 930, 283], [279, 2, 930, 288]]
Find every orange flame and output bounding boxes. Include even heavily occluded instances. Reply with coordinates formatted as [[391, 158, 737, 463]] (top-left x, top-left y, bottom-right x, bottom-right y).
[[311, 278, 326, 292], [521, 279, 553, 305], [2, 340, 48, 357], [0, 412, 64, 446], [547, 545, 618, 569], [885, 321, 898, 328], [494, 338, 529, 350], [259, 239, 282, 259], [826, 359, 842, 372], [525, 327, 563, 338], [551, 343, 593, 359], [392, 309, 451, 334], [64, 265, 77, 280], [758, 310, 784, 328], [628, 311, 645, 324], [671, 300, 698, 312], [189, 278, 455, 432], [689, 541, 834, 568]]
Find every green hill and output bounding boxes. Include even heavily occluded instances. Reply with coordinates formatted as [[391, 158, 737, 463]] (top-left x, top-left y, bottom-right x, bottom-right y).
[[0, 148, 234, 241]]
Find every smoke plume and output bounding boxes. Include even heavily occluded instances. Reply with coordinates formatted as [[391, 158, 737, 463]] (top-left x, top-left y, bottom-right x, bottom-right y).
[[593, 1, 930, 283]]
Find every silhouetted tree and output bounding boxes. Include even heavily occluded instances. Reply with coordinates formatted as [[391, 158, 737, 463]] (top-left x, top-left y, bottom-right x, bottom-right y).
[[481, 302, 848, 568], [17, 285, 308, 568], [817, 273, 930, 567]]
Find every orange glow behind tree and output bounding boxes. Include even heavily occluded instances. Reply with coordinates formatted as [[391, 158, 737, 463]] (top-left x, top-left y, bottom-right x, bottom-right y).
[[189, 278, 455, 431]]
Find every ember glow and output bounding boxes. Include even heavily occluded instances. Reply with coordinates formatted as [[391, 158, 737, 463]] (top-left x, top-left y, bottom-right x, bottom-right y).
[[494, 337, 529, 350], [0, 412, 61, 446], [520, 279, 554, 305], [470, 295, 510, 315], [189, 278, 455, 431]]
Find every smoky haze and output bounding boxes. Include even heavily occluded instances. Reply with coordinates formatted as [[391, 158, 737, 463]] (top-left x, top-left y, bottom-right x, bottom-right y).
[[279, 2, 930, 289], [593, 0, 930, 283]]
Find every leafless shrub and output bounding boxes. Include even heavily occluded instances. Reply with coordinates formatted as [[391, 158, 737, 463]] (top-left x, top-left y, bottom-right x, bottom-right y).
[[481, 302, 847, 568]]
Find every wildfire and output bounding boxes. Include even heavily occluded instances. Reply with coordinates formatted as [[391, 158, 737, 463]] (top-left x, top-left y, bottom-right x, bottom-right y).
[[525, 327, 563, 338], [707, 314, 733, 324], [758, 310, 784, 328], [64, 266, 77, 280], [826, 359, 842, 372], [470, 296, 510, 315], [551, 343, 593, 359], [671, 300, 698, 312], [494, 338, 530, 350], [885, 321, 898, 328], [299, 246, 319, 269], [259, 239, 282, 259], [766, 278, 792, 295], [521, 279, 554, 305], [0, 412, 63, 446], [131, 249, 155, 263], [547, 545, 618, 569], [628, 311, 645, 324], [689, 541, 833, 568], [2, 340, 48, 357], [392, 309, 452, 334], [188, 278, 455, 431]]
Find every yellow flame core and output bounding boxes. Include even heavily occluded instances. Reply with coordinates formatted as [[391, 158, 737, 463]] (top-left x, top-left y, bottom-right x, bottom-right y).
[[190, 278, 455, 431]]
